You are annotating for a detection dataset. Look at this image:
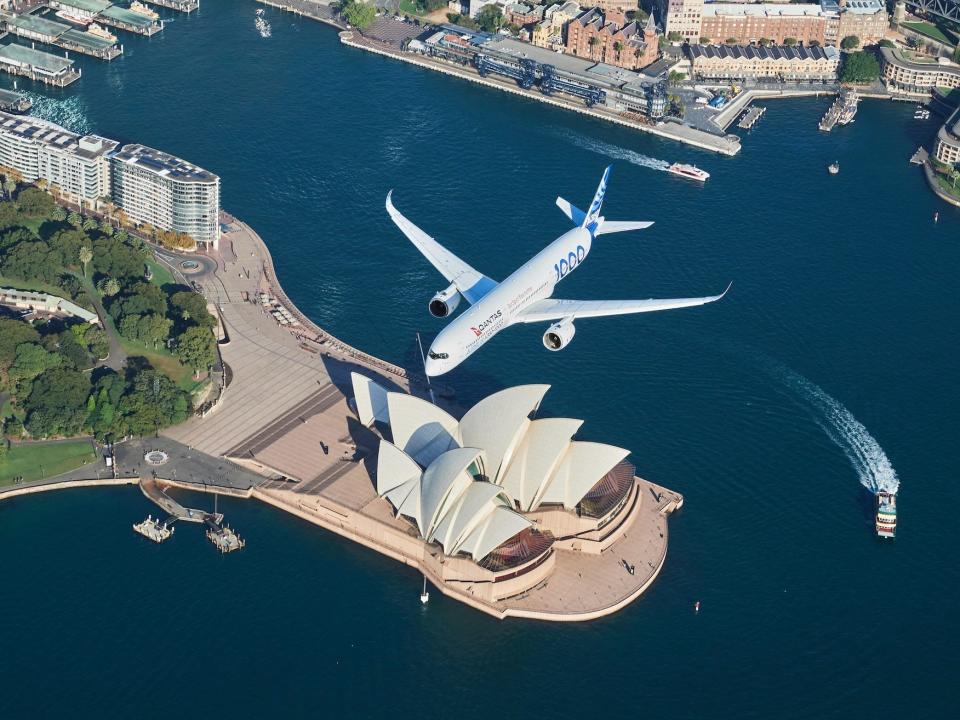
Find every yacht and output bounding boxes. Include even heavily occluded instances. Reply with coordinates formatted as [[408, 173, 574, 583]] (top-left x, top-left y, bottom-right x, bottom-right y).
[[667, 163, 710, 182]]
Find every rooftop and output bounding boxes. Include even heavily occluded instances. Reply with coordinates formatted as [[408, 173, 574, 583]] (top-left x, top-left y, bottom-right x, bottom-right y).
[[101, 6, 157, 26], [56, 0, 113, 12], [687, 43, 839, 61], [0, 109, 118, 159], [701, 3, 828, 17], [7, 14, 71, 39], [112, 144, 219, 183], [0, 44, 75, 72]]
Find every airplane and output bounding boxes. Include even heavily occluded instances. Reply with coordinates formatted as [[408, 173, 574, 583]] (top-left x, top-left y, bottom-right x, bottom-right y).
[[386, 166, 730, 377]]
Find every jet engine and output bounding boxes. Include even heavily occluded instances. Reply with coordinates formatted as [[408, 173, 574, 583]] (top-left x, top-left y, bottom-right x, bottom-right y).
[[543, 319, 575, 351], [428, 284, 462, 318]]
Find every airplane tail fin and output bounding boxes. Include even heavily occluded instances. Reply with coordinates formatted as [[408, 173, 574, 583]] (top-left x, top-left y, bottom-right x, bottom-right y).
[[584, 165, 612, 227], [557, 167, 653, 235]]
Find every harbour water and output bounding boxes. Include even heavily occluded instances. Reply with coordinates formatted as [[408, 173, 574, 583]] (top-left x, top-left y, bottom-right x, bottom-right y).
[[1, 1, 958, 716]]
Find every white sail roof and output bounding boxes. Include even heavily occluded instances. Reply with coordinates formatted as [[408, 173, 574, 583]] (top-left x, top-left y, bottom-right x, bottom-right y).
[[498, 417, 583, 511], [386, 392, 459, 467], [375, 439, 422, 496], [351, 371, 390, 426], [428, 481, 507, 553], [457, 505, 532, 562], [535, 441, 630, 510], [420, 447, 484, 538], [458, 384, 550, 483]]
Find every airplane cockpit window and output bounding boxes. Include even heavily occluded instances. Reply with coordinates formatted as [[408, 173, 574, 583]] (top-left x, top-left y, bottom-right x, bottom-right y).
[[429, 351, 449, 360]]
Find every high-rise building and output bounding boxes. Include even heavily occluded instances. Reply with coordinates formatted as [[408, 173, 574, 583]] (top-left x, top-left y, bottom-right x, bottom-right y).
[[0, 111, 116, 205], [110, 144, 220, 250]]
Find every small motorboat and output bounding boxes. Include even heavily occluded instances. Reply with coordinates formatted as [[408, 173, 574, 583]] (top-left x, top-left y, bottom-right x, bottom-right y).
[[828, 162, 839, 175]]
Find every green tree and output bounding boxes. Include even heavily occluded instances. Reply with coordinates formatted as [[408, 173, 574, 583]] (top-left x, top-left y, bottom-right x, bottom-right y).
[[0, 318, 40, 372], [340, 0, 376, 29], [67, 211, 83, 228], [668, 70, 687, 86], [174, 325, 217, 373], [476, 4, 504, 32], [51, 206, 68, 222], [700, 36, 710, 44], [841, 35, 860, 50], [783, 37, 797, 47], [9, 343, 63, 384], [15, 187, 56, 219], [82, 217, 98, 232], [22, 366, 91, 438], [588, 35, 600, 60], [879, 39, 895, 49], [118, 368, 189, 436], [840, 50, 880, 83], [2, 178, 16, 199], [667, 31, 682, 42], [97, 277, 121, 297], [170, 291, 215, 328], [79, 245, 93, 278]]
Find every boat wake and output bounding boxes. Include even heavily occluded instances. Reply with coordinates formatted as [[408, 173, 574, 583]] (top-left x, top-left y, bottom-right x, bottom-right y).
[[255, 8, 272, 38], [774, 365, 899, 495], [22, 93, 91, 135], [555, 130, 670, 172]]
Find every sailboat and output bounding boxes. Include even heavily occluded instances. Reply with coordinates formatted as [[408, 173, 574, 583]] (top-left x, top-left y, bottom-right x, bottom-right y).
[[420, 575, 429, 604]]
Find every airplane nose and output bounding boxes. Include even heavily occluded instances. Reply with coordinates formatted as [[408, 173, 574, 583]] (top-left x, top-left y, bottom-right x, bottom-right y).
[[424, 357, 440, 377]]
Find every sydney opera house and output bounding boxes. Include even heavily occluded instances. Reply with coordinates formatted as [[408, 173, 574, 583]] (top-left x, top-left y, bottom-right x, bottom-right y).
[[351, 373, 684, 616]]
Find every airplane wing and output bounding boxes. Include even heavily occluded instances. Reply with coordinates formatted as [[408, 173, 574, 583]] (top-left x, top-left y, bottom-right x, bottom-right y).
[[386, 191, 497, 305], [516, 284, 732, 323]]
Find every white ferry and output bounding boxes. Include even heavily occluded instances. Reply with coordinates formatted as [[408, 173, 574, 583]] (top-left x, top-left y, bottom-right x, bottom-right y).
[[130, 1, 160, 20], [667, 163, 710, 182], [86, 23, 118, 42], [55, 9, 92, 27], [876, 491, 897, 539]]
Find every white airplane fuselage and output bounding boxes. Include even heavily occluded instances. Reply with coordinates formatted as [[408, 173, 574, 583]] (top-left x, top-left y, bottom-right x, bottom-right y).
[[425, 226, 593, 376]]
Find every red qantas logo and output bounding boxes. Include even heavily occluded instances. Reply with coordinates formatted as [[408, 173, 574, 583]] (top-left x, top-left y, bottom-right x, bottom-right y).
[[470, 310, 502, 337]]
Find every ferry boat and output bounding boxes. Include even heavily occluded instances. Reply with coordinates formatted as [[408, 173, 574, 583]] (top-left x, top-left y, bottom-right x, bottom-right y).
[[667, 163, 710, 182], [876, 491, 897, 538], [130, 1, 160, 19], [55, 9, 92, 27], [86, 23, 118, 42], [837, 89, 859, 126]]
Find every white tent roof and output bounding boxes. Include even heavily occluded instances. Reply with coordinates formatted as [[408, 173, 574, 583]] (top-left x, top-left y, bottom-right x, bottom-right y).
[[458, 384, 549, 483], [351, 371, 390, 426], [375, 439, 422, 496], [428, 481, 508, 553], [457, 505, 532, 562], [535, 441, 630, 510], [386, 392, 459, 467], [498, 417, 583, 511]]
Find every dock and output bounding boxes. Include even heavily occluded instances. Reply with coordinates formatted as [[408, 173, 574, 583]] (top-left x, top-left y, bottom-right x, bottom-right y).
[[139, 476, 245, 552], [206, 521, 245, 553], [0, 87, 31, 113], [820, 88, 858, 132], [910, 146, 929, 165], [98, 6, 162, 36], [2, 14, 122, 60], [133, 514, 174, 543], [737, 105, 766, 130], [142, 0, 199, 11], [0, 43, 80, 87]]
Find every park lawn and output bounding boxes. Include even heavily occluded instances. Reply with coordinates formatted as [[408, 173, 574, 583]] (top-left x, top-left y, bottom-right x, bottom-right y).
[[0, 273, 69, 297], [399, 0, 426, 16], [0, 440, 97, 486], [935, 172, 960, 201], [902, 22, 955, 45], [145, 258, 175, 288]]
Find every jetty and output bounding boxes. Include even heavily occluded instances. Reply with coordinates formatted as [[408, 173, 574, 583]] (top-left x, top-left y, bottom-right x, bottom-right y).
[[0, 44, 80, 87], [820, 88, 858, 132], [2, 14, 122, 60], [206, 522, 244, 553], [98, 6, 162, 36], [737, 105, 766, 130], [0, 87, 31, 113], [133, 514, 174, 543], [142, 0, 199, 11]]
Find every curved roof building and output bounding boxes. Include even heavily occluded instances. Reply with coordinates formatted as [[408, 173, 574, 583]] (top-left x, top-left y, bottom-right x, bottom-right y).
[[353, 373, 638, 567]]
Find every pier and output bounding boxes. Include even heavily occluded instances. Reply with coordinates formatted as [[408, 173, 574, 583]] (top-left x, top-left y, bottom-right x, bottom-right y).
[[0, 87, 31, 113], [0, 43, 80, 87], [133, 514, 174, 543], [98, 7, 162, 36], [737, 105, 766, 130], [2, 14, 122, 60], [206, 522, 244, 553], [142, 0, 199, 11]]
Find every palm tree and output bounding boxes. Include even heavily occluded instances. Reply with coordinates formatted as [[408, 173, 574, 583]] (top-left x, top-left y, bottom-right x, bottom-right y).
[[613, 41, 623, 63], [2, 178, 15, 199], [52, 207, 67, 222], [82, 217, 97, 232], [78, 246, 93, 278], [68, 211, 82, 228], [588, 35, 600, 61], [952, 167, 960, 189]]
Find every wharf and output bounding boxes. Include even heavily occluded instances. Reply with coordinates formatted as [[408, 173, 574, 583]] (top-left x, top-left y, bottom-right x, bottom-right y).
[[0, 43, 80, 86], [737, 105, 766, 130], [206, 521, 245, 552], [140, 476, 222, 524], [0, 87, 31, 113], [98, 7, 162, 36], [133, 514, 174, 542], [142, 0, 199, 11], [3, 14, 120, 58]]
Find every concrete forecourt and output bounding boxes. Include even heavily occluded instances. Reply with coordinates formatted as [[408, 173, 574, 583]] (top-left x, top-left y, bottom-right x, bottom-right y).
[[1, 213, 683, 622]]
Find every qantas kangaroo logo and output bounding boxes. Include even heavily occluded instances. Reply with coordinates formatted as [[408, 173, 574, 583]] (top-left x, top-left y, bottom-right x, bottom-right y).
[[470, 310, 503, 337]]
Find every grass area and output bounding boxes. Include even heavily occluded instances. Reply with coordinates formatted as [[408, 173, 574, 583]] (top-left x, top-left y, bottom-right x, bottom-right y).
[[0, 273, 68, 297], [935, 172, 960, 201], [398, 0, 426, 16], [145, 258, 175, 288], [902, 22, 956, 46], [0, 440, 96, 486]]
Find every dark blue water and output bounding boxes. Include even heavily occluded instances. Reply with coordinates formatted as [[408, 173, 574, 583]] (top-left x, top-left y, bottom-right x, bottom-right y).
[[1, 2, 958, 716]]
